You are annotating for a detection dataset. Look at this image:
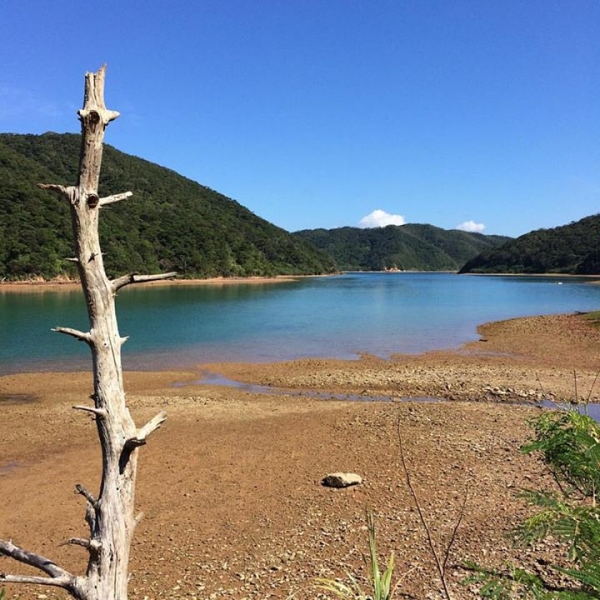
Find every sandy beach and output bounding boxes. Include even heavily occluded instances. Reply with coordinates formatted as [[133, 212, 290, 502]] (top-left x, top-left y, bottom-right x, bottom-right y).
[[1, 312, 600, 599]]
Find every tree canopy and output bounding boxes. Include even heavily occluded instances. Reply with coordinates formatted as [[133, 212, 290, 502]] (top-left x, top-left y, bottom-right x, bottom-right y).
[[0, 133, 336, 280], [459, 214, 600, 275], [294, 224, 511, 272]]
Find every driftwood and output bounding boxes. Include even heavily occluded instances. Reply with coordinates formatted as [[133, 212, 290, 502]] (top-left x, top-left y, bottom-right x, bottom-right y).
[[0, 66, 175, 600]]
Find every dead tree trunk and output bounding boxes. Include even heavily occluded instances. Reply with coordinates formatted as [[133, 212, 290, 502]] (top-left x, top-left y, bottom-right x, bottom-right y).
[[0, 66, 175, 599]]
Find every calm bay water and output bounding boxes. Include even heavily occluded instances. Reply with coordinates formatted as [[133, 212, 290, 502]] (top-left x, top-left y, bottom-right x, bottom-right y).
[[1, 273, 600, 374]]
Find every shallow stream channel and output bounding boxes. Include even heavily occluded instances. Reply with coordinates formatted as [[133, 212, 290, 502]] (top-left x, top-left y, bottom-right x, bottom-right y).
[[175, 371, 600, 421]]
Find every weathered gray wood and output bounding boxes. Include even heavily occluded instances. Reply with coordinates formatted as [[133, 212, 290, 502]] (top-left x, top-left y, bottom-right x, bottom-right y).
[[0, 65, 173, 600]]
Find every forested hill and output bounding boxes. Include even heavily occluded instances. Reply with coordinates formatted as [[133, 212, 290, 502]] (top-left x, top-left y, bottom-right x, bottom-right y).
[[459, 214, 600, 275], [0, 132, 336, 280], [293, 224, 511, 272]]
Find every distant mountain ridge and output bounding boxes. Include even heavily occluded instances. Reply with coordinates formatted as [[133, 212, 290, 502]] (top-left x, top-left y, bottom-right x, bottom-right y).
[[459, 214, 600, 275], [0, 133, 336, 280], [293, 224, 511, 272]]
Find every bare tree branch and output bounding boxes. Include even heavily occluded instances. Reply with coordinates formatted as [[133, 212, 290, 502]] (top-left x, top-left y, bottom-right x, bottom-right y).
[[99, 191, 132, 206], [111, 272, 177, 293], [37, 183, 70, 196], [0, 573, 73, 589], [0, 539, 72, 580], [397, 419, 455, 600], [442, 485, 469, 575], [586, 369, 600, 403], [52, 327, 93, 344], [73, 405, 107, 418], [136, 410, 167, 441], [125, 411, 167, 449], [75, 484, 98, 508], [60, 538, 101, 555]]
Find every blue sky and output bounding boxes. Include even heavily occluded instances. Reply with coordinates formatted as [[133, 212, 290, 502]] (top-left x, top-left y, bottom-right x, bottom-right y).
[[1, 1, 598, 237]]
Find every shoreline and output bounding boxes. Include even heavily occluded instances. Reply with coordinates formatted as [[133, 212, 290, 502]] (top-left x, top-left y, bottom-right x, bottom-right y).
[[0, 274, 312, 293], [195, 312, 600, 405], [462, 271, 600, 282], [2, 311, 599, 403], [3, 270, 599, 293]]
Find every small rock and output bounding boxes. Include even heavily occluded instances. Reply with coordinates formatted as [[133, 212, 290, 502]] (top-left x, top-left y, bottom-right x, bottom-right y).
[[322, 472, 362, 488]]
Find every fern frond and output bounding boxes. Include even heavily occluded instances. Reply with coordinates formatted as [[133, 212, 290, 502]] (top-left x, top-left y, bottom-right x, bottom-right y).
[[557, 561, 600, 595]]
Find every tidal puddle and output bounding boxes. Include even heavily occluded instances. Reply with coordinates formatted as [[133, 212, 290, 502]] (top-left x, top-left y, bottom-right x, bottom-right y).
[[0, 393, 37, 403], [539, 399, 600, 422], [0, 461, 21, 475]]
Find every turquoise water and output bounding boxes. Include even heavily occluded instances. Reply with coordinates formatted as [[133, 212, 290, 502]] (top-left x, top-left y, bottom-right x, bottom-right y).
[[1, 273, 600, 374]]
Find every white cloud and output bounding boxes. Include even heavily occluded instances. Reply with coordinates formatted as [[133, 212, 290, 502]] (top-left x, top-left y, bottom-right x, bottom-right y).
[[358, 209, 406, 228], [456, 220, 485, 233]]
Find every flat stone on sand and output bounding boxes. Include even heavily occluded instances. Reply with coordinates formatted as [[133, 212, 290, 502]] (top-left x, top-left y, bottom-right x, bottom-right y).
[[322, 472, 363, 488]]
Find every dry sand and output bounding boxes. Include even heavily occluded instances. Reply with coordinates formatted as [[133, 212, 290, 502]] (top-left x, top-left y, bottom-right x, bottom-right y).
[[1, 312, 600, 599]]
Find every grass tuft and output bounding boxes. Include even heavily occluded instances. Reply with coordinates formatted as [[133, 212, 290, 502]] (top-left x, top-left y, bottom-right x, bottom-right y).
[[315, 510, 400, 600]]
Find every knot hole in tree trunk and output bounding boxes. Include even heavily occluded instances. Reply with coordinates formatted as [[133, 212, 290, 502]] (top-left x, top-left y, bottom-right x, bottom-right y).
[[87, 194, 100, 208]]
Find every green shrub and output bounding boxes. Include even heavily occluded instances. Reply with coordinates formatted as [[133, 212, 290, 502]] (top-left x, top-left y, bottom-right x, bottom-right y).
[[583, 311, 600, 329], [467, 407, 600, 599]]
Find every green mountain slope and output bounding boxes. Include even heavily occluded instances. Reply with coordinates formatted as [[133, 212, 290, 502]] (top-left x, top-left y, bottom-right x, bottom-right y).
[[459, 214, 600, 275], [293, 224, 511, 271], [0, 133, 336, 280]]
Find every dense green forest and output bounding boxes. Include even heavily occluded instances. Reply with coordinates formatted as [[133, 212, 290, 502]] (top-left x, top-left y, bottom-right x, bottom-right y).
[[294, 224, 511, 272], [459, 214, 600, 275], [0, 133, 336, 280]]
